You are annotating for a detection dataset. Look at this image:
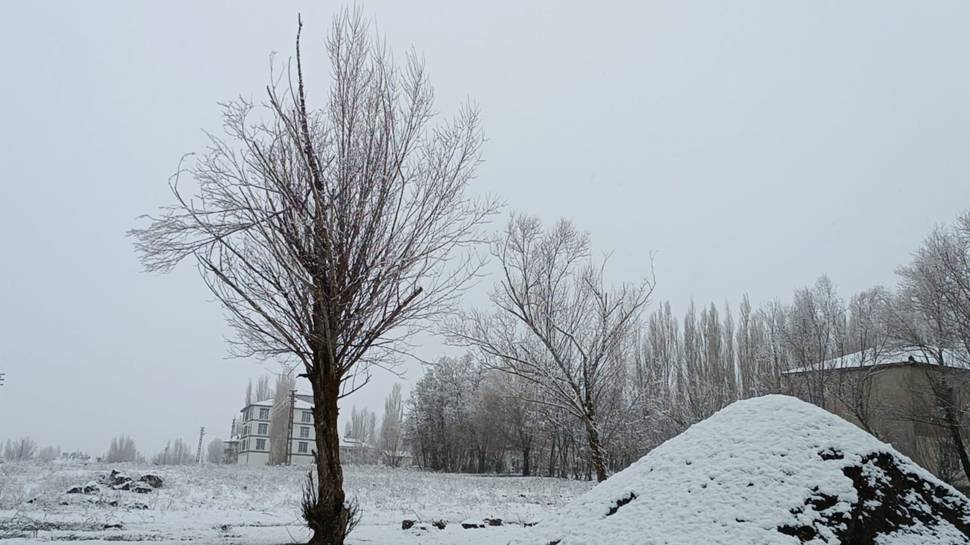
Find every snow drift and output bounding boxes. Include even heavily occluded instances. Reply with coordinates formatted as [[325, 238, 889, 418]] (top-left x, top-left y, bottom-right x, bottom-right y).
[[519, 395, 970, 545]]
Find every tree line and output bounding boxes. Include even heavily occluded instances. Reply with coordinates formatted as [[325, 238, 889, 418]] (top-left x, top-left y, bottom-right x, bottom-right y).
[[403, 211, 970, 484]]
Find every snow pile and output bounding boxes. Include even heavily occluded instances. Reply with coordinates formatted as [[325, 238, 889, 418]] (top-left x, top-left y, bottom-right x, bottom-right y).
[[519, 395, 970, 545]]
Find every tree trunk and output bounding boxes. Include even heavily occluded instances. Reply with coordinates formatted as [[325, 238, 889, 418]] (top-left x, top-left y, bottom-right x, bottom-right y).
[[583, 416, 608, 482], [305, 350, 353, 545], [547, 435, 557, 477], [938, 380, 970, 482], [522, 445, 531, 477]]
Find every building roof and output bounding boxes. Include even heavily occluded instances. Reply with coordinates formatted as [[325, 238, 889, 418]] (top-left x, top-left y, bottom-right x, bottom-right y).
[[241, 395, 315, 412], [339, 436, 373, 449], [786, 346, 970, 374]]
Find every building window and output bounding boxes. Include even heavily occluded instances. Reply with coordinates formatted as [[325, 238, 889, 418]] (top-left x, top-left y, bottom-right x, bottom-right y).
[[300, 426, 310, 438], [255, 438, 266, 451], [243, 424, 250, 436], [298, 442, 308, 454], [302, 411, 312, 423], [259, 408, 270, 420], [242, 439, 248, 451], [258, 423, 268, 435]]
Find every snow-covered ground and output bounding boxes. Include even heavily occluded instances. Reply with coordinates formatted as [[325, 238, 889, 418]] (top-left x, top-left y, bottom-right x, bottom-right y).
[[0, 462, 592, 544]]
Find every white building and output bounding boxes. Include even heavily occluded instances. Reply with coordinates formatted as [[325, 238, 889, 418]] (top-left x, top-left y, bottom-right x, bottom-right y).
[[231, 394, 317, 466], [227, 393, 405, 466]]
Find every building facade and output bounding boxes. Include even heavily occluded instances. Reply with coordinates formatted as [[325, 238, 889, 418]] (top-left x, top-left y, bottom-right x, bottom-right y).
[[784, 347, 970, 485], [227, 393, 407, 467], [230, 394, 317, 466]]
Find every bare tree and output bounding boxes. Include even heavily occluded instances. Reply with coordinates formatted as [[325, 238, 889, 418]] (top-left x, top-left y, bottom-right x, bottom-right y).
[[379, 383, 406, 466], [783, 276, 846, 409], [889, 220, 970, 481], [255, 375, 274, 402], [449, 215, 652, 482], [3, 437, 37, 461], [152, 439, 195, 465], [130, 11, 493, 544], [496, 373, 539, 476], [825, 287, 892, 437], [269, 370, 297, 465], [105, 434, 140, 463]]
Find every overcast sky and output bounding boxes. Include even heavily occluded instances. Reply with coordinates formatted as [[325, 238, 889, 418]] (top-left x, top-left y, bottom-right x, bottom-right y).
[[2, 1, 970, 457]]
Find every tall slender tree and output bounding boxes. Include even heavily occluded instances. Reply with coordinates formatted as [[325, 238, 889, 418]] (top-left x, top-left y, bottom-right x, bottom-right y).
[[131, 11, 494, 545], [379, 383, 405, 466]]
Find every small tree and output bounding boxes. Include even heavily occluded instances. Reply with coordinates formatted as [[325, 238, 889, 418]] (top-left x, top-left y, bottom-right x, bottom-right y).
[[130, 10, 494, 544], [105, 434, 139, 463], [207, 438, 225, 464], [153, 439, 195, 465], [3, 437, 37, 461]]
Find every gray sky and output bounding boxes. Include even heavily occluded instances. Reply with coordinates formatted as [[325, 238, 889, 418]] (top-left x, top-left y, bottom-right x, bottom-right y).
[[2, 1, 970, 457]]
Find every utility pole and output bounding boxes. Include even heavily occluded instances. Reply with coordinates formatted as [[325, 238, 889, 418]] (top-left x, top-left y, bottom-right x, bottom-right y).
[[196, 426, 206, 465], [286, 389, 296, 465]]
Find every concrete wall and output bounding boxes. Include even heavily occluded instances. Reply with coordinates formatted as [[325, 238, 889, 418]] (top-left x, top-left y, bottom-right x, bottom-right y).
[[787, 363, 970, 483]]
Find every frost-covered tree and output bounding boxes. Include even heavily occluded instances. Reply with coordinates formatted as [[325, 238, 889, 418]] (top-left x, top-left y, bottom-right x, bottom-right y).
[[3, 437, 37, 461], [152, 439, 194, 465], [105, 434, 139, 463], [255, 375, 274, 402], [131, 10, 494, 544], [269, 371, 297, 465], [206, 438, 225, 464], [825, 287, 892, 437], [379, 383, 406, 466], [450, 215, 653, 482], [888, 217, 970, 481], [495, 373, 539, 475], [782, 276, 846, 409], [346, 407, 377, 444], [405, 354, 486, 472]]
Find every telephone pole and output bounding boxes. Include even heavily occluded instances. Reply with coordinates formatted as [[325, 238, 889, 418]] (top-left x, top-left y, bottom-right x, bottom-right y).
[[196, 426, 206, 465], [286, 389, 296, 465]]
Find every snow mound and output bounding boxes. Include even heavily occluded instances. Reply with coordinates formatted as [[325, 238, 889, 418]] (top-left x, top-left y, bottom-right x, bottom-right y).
[[518, 395, 970, 545]]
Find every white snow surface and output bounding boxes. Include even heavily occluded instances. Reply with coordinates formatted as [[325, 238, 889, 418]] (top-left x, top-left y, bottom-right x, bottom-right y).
[[517, 394, 970, 545], [0, 462, 591, 544]]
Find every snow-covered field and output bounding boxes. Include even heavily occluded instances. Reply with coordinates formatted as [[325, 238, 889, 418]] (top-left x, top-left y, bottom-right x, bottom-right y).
[[0, 462, 592, 544]]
